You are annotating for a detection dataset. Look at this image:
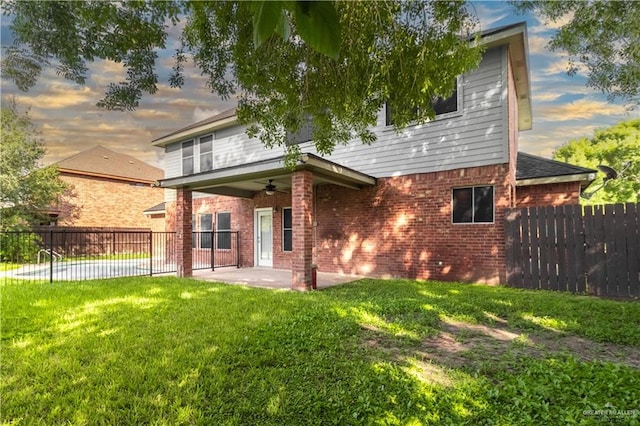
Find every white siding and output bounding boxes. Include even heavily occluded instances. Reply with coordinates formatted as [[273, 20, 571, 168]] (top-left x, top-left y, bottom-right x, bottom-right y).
[[162, 46, 508, 179]]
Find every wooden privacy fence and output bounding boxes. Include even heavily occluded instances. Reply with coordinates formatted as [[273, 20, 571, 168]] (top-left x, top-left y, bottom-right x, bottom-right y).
[[505, 203, 639, 298]]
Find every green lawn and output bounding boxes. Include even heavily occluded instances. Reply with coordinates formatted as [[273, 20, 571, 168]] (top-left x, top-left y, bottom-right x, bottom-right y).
[[2, 277, 639, 425]]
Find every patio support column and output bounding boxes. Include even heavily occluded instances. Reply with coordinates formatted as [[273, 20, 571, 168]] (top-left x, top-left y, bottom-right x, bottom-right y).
[[291, 169, 314, 291], [176, 187, 193, 277]]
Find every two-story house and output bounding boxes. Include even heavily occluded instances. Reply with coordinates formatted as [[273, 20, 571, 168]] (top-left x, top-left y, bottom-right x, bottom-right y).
[[151, 22, 594, 289]]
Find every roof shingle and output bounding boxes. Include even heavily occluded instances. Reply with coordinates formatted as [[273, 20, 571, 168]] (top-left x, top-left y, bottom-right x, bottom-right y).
[[517, 152, 595, 180], [56, 146, 163, 183]]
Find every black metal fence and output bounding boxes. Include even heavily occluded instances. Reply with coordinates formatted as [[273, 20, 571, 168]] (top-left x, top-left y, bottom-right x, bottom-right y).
[[1, 229, 239, 283], [192, 231, 240, 270]]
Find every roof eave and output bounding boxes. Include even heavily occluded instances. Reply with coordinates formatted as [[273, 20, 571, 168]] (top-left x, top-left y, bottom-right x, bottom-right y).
[[516, 172, 596, 187], [58, 168, 159, 184], [151, 115, 239, 147], [477, 22, 532, 131], [157, 153, 375, 197]]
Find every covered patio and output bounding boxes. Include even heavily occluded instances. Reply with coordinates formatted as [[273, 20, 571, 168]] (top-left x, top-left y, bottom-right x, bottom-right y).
[[192, 267, 363, 290], [157, 153, 375, 291]]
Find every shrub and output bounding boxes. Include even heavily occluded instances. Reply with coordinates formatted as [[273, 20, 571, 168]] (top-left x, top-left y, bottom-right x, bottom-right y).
[[0, 231, 42, 263]]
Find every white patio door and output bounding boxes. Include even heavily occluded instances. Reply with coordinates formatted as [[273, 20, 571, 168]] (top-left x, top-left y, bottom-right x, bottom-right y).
[[255, 209, 273, 267]]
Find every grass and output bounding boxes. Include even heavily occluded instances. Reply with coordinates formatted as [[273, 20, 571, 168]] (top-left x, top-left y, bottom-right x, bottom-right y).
[[1, 277, 639, 425]]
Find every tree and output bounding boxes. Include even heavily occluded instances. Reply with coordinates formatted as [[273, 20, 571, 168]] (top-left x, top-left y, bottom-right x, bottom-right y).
[[512, 1, 640, 105], [553, 119, 640, 205], [0, 100, 68, 229], [1, 1, 483, 164]]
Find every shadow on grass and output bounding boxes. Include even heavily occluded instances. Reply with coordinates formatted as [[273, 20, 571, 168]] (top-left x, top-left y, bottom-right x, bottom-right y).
[[2, 277, 639, 424]]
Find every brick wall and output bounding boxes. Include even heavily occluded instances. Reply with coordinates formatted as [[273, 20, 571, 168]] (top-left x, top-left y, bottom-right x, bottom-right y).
[[516, 182, 582, 207], [165, 164, 515, 284], [58, 173, 164, 228], [315, 164, 513, 284]]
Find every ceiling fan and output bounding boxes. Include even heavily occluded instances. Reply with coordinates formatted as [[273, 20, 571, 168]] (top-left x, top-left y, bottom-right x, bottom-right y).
[[260, 179, 288, 196]]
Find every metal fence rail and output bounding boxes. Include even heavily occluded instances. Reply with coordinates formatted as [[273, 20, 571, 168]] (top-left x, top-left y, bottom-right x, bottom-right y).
[[1, 229, 240, 283], [192, 231, 240, 270], [0, 230, 182, 283]]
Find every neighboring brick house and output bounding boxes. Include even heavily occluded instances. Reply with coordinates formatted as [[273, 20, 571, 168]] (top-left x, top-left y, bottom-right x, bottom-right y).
[[55, 146, 164, 228], [151, 22, 595, 289]]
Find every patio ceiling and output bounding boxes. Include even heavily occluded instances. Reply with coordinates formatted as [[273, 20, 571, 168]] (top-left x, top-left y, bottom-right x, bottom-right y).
[[158, 153, 376, 198]]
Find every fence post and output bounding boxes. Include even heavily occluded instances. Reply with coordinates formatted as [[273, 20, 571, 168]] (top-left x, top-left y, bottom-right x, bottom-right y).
[[236, 231, 240, 269], [49, 229, 54, 284], [211, 231, 215, 271], [149, 231, 153, 277]]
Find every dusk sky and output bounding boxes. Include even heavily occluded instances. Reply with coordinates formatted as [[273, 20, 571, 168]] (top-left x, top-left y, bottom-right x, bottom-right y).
[[1, 1, 637, 169]]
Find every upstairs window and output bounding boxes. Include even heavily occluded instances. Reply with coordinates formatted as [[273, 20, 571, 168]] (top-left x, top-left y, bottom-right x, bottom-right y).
[[182, 140, 194, 175], [386, 78, 460, 126], [199, 135, 213, 172], [282, 207, 292, 252], [452, 186, 494, 224], [216, 212, 231, 250], [286, 117, 313, 145]]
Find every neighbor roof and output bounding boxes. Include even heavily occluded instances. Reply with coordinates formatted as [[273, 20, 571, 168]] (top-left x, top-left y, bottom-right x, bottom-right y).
[[57, 145, 163, 183], [143, 202, 166, 215], [516, 152, 595, 186]]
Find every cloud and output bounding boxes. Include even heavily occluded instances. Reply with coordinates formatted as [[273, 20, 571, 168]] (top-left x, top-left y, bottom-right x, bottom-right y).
[[12, 84, 97, 109], [469, 2, 509, 30], [532, 92, 563, 102], [520, 123, 602, 158], [536, 98, 628, 122], [527, 35, 550, 56], [530, 10, 575, 33], [192, 107, 222, 123]]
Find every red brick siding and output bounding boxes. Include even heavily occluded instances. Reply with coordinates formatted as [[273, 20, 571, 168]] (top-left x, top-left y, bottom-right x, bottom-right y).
[[166, 165, 589, 284], [166, 193, 294, 268], [315, 164, 512, 284], [58, 173, 163, 228], [516, 182, 582, 207], [291, 170, 314, 290], [165, 164, 514, 284], [175, 188, 192, 277]]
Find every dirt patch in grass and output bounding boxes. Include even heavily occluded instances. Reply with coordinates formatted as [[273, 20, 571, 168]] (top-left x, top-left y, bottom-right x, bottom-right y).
[[418, 319, 640, 370]]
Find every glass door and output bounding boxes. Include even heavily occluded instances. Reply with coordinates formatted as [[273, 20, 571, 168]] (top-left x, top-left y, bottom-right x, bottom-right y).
[[256, 209, 273, 267]]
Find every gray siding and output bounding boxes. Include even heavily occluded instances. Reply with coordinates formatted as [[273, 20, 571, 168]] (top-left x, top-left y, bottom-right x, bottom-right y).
[[162, 46, 507, 179]]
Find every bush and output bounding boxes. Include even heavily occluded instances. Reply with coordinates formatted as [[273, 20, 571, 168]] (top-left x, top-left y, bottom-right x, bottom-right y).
[[0, 232, 42, 263]]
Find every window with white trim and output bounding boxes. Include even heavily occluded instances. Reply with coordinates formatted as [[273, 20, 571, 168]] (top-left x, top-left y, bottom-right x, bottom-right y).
[[199, 135, 213, 172], [282, 207, 292, 252], [182, 140, 194, 175], [199, 213, 212, 248], [452, 186, 494, 224], [216, 212, 231, 250]]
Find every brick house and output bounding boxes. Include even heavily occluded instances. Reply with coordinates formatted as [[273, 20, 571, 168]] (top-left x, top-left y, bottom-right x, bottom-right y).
[[151, 22, 594, 289], [55, 145, 164, 229]]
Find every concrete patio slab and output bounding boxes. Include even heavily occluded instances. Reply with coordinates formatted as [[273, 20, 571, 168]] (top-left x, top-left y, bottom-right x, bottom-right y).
[[192, 267, 363, 290]]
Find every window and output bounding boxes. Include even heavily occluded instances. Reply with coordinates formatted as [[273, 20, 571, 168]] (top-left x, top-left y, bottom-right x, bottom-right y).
[[282, 207, 292, 252], [286, 119, 313, 145], [386, 78, 460, 126], [216, 212, 231, 250], [199, 135, 213, 172], [182, 140, 194, 175], [191, 213, 212, 248], [199, 214, 212, 248], [452, 186, 494, 224]]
